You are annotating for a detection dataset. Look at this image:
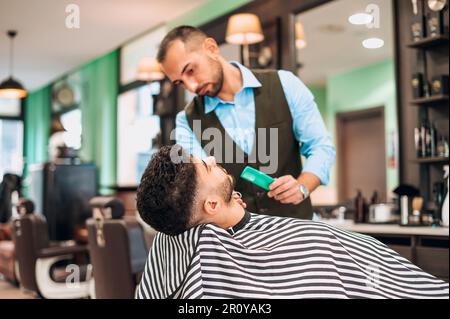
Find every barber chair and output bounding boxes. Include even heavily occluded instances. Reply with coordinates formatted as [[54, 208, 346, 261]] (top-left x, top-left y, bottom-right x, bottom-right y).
[[87, 197, 150, 299], [12, 199, 92, 298], [0, 198, 34, 284], [0, 224, 17, 284], [0, 173, 21, 224]]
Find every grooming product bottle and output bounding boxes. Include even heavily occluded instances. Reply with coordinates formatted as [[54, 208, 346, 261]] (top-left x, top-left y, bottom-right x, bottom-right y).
[[442, 165, 449, 227], [354, 190, 366, 224], [400, 195, 410, 226], [420, 121, 429, 157], [412, 73, 425, 99], [411, 0, 427, 41], [437, 136, 449, 157], [426, 0, 447, 37], [415, 127, 423, 157], [430, 122, 437, 157]]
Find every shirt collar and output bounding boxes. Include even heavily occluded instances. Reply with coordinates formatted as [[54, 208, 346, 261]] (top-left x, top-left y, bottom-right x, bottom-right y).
[[204, 61, 262, 114]]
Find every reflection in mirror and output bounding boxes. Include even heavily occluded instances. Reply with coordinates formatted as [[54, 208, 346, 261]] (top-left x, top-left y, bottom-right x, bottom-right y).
[[295, 0, 398, 207]]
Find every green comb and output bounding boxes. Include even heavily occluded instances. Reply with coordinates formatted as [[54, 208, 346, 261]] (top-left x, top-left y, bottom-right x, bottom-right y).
[[240, 166, 275, 191]]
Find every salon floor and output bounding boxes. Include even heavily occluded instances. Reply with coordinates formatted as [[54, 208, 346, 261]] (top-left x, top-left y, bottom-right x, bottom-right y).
[[0, 277, 34, 299]]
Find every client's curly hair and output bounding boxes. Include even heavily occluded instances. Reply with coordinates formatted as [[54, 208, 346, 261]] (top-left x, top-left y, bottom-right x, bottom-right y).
[[136, 145, 197, 236]]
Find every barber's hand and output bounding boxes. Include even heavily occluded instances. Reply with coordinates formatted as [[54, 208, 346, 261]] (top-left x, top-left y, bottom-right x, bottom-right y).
[[268, 175, 303, 205], [233, 191, 247, 209]]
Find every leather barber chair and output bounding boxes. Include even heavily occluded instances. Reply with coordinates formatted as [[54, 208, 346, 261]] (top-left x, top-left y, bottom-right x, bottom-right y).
[[87, 197, 149, 299], [0, 199, 35, 284], [12, 199, 92, 298], [0, 223, 17, 284]]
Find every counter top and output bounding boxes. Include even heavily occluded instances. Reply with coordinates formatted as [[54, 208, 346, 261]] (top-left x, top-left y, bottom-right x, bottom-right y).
[[322, 219, 449, 237]]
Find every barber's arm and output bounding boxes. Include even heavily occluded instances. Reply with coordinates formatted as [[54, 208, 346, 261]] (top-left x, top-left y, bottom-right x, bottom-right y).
[[268, 71, 336, 205], [175, 111, 208, 158]]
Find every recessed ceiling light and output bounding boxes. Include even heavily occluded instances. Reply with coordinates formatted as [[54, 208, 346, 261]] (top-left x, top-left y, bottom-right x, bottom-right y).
[[362, 38, 385, 49], [349, 13, 373, 25]]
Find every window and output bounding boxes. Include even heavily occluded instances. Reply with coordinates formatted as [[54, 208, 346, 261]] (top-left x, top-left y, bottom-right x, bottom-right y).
[[0, 98, 21, 117], [0, 119, 24, 177], [117, 83, 161, 186]]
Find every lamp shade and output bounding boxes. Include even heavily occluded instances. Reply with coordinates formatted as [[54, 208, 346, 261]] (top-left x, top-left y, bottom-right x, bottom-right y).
[[295, 21, 307, 49], [137, 57, 165, 81], [0, 77, 27, 99], [226, 13, 264, 45]]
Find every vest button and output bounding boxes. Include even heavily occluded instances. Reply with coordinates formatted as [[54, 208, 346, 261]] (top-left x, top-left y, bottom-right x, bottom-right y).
[[256, 191, 265, 198], [259, 208, 269, 214]]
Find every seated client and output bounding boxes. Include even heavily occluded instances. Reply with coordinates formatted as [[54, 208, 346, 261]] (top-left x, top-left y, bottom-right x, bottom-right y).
[[135, 145, 449, 299]]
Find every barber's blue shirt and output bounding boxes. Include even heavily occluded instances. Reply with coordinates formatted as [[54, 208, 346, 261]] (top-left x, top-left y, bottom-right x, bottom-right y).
[[175, 62, 336, 185]]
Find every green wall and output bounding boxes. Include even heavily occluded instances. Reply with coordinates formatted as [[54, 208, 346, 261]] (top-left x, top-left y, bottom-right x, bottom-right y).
[[79, 51, 118, 195], [23, 86, 51, 195], [325, 59, 399, 201]]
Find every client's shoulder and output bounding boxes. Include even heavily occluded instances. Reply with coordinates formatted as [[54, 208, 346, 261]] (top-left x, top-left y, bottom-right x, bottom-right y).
[[246, 213, 339, 232]]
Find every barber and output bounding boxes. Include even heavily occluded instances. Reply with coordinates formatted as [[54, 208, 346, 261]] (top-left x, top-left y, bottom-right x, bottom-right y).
[[157, 26, 335, 219]]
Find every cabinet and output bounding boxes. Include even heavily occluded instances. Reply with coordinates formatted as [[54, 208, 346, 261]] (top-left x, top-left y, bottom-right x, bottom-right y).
[[28, 162, 97, 241], [373, 234, 448, 282], [406, 3, 449, 214]]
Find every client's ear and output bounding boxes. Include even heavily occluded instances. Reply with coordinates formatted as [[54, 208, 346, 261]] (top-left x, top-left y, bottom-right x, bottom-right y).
[[203, 195, 222, 217]]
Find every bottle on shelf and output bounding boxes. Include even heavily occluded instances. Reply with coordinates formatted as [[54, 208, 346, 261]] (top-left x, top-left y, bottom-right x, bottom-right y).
[[442, 165, 449, 227], [411, 0, 427, 42], [430, 122, 437, 157], [436, 136, 449, 157], [415, 126, 423, 157], [371, 191, 380, 205], [420, 121, 429, 157], [425, 1, 447, 38], [354, 190, 367, 224]]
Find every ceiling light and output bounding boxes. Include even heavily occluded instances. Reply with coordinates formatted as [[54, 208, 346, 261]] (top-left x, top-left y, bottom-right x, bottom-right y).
[[362, 37, 385, 49], [226, 13, 264, 67], [0, 30, 27, 99], [349, 13, 373, 25]]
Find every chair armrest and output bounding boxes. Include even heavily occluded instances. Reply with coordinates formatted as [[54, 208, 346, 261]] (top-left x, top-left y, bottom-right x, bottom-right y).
[[37, 245, 88, 258]]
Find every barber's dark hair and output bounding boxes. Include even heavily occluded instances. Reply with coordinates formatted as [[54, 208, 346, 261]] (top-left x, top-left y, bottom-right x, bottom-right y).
[[157, 25, 207, 63], [136, 145, 198, 236]]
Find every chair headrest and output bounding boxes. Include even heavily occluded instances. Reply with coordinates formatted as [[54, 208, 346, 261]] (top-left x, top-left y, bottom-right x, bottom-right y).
[[16, 198, 35, 215], [89, 197, 125, 220]]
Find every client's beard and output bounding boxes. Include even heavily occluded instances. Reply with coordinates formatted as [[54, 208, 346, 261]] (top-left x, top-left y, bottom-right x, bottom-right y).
[[220, 174, 235, 204]]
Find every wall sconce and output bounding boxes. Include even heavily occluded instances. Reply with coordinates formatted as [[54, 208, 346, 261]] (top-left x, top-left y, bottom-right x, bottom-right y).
[[295, 21, 307, 49], [136, 57, 165, 82], [226, 13, 265, 67]]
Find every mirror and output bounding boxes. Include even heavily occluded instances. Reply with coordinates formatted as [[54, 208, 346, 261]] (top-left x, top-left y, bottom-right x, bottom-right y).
[[294, 0, 398, 206]]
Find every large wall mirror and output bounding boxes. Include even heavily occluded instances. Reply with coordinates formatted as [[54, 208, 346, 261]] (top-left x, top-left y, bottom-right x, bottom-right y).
[[295, 0, 398, 206]]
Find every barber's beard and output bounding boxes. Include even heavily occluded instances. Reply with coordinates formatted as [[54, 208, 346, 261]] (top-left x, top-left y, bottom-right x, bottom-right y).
[[205, 59, 224, 97]]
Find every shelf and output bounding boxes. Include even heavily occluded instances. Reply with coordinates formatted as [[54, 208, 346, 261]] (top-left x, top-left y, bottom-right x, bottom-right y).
[[412, 157, 449, 164], [410, 95, 449, 106], [407, 35, 450, 49]]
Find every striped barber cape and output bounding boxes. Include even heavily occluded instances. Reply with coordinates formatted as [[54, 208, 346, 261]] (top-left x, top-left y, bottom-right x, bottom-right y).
[[136, 212, 449, 299]]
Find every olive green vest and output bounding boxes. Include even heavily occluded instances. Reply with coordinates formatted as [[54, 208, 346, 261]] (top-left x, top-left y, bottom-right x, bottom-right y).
[[185, 69, 313, 219]]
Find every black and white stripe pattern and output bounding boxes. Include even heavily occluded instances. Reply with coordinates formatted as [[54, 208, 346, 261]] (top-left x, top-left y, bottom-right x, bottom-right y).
[[136, 214, 449, 299]]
